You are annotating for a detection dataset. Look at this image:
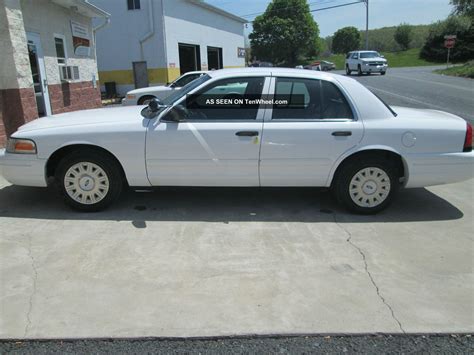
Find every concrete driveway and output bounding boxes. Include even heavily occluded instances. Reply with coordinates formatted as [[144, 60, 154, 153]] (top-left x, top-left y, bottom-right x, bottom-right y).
[[0, 176, 472, 339]]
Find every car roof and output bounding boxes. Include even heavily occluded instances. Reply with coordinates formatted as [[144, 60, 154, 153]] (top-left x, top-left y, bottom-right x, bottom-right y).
[[207, 67, 342, 80]]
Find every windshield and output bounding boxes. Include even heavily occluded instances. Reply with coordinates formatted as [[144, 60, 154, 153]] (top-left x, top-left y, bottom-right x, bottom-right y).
[[162, 74, 211, 106], [360, 51, 381, 59]]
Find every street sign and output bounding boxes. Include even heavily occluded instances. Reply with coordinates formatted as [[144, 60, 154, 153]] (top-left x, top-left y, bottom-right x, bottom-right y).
[[444, 38, 455, 48]]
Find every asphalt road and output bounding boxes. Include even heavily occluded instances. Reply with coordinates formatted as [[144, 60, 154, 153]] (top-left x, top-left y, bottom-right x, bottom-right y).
[[1, 334, 472, 354], [335, 66, 474, 124]]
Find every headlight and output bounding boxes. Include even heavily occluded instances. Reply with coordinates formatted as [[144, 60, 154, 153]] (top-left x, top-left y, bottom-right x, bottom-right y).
[[6, 138, 37, 154], [126, 94, 136, 100]]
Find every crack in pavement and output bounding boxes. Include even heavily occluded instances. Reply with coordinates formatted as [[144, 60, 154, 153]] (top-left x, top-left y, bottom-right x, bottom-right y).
[[332, 213, 406, 334], [24, 234, 38, 338]]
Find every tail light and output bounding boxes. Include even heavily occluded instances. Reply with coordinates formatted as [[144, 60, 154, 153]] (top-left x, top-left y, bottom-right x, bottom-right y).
[[463, 122, 472, 152]]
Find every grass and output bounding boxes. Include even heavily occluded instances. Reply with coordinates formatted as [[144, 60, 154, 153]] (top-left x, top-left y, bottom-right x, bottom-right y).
[[310, 48, 438, 70], [435, 61, 474, 78]]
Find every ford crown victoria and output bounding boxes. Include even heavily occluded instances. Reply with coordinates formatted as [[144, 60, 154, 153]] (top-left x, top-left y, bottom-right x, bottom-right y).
[[1, 68, 472, 213]]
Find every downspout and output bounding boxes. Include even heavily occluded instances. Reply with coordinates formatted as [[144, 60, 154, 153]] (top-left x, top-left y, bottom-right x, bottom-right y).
[[161, 0, 169, 83], [139, 0, 155, 61], [91, 14, 110, 89]]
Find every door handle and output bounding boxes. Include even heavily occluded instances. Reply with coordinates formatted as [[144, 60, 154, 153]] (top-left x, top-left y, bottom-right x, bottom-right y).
[[332, 131, 352, 137], [236, 131, 259, 137]]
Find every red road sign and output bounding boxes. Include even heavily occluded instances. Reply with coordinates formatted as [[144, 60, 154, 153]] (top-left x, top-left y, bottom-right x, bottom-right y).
[[444, 38, 455, 48]]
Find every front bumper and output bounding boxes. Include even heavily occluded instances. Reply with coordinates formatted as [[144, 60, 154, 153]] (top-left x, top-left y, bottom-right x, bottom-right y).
[[405, 151, 474, 188], [0, 149, 48, 187]]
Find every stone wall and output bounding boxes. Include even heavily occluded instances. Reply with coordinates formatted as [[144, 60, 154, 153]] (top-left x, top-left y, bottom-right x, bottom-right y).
[[49, 81, 102, 114]]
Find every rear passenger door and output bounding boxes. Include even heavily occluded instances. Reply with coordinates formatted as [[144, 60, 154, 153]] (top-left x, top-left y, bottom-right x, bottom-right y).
[[259, 76, 363, 186]]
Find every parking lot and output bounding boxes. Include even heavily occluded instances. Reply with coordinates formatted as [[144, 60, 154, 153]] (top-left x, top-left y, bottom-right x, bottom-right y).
[[1, 66, 473, 339]]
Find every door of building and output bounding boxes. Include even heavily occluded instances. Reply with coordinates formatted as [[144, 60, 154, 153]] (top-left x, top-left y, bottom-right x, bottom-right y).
[[207, 46, 223, 70], [178, 43, 201, 74], [26, 32, 51, 116], [133, 61, 149, 89]]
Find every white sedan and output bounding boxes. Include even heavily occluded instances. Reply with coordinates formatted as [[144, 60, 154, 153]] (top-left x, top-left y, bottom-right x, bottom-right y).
[[1, 68, 472, 213], [122, 71, 206, 105]]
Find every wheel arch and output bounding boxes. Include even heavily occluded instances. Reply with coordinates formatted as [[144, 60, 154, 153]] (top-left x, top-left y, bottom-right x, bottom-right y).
[[46, 144, 129, 185], [138, 95, 156, 105], [328, 146, 409, 187]]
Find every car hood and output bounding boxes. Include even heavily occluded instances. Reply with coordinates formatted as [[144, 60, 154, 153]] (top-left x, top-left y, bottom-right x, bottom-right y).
[[16, 106, 145, 133], [128, 85, 171, 95]]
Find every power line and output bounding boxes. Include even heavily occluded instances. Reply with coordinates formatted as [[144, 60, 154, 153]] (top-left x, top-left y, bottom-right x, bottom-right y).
[[310, 0, 364, 13], [239, 0, 338, 18]]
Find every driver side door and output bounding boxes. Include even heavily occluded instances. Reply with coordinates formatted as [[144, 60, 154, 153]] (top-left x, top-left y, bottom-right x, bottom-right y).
[[145, 75, 269, 186]]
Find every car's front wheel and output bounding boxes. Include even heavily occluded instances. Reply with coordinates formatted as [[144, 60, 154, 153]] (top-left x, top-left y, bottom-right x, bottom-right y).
[[346, 65, 351, 75], [138, 95, 155, 105], [55, 150, 123, 212], [357, 65, 363, 76], [333, 157, 399, 214], [381, 71, 386, 75]]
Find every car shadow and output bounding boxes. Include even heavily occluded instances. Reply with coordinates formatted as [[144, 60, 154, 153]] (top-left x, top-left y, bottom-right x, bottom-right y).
[[0, 185, 464, 223]]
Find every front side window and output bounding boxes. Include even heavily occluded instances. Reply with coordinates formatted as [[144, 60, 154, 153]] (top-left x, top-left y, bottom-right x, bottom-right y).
[[127, 0, 140, 10], [55, 37, 66, 65], [184, 77, 265, 120]]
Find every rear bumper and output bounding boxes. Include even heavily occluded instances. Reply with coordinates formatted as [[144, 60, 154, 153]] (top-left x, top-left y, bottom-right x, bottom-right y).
[[405, 151, 474, 188], [0, 149, 48, 187]]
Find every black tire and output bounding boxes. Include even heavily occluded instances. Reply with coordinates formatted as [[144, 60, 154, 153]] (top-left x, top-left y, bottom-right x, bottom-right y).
[[345, 65, 351, 75], [381, 71, 386, 75], [357, 65, 363, 76], [137, 95, 155, 105], [55, 149, 124, 212], [333, 156, 399, 214]]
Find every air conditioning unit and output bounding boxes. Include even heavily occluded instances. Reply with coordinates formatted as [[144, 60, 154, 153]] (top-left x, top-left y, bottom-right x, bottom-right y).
[[60, 65, 80, 81]]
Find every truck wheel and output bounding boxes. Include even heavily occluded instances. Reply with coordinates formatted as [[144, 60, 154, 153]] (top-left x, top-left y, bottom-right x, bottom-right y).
[[346, 65, 351, 75], [333, 157, 399, 214], [381, 71, 386, 75], [55, 149, 123, 212], [357, 65, 363, 76]]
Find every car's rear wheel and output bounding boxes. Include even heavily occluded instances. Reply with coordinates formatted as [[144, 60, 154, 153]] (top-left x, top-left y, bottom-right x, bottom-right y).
[[346, 65, 351, 75], [357, 65, 363, 76], [333, 157, 399, 214], [138, 95, 155, 105], [55, 150, 123, 212]]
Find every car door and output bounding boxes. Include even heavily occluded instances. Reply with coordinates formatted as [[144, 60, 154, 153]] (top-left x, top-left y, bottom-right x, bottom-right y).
[[259, 76, 363, 186], [145, 75, 270, 186], [349, 52, 359, 70]]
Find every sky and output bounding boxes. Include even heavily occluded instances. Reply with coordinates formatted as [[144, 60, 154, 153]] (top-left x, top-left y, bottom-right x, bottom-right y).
[[206, 0, 454, 38]]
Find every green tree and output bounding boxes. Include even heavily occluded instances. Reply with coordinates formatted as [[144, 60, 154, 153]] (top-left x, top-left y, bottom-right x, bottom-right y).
[[420, 15, 474, 62], [450, 0, 474, 17], [332, 26, 361, 54], [249, 0, 320, 66], [394, 23, 413, 50]]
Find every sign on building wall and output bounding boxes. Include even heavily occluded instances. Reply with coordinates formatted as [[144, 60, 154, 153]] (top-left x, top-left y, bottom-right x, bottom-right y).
[[70, 21, 91, 57], [237, 47, 246, 58]]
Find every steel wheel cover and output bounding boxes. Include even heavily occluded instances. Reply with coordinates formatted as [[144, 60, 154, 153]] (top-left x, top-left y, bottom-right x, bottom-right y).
[[64, 162, 110, 205], [349, 167, 391, 208]]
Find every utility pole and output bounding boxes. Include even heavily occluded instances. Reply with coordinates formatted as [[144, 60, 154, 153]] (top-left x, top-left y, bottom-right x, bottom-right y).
[[365, 0, 369, 49]]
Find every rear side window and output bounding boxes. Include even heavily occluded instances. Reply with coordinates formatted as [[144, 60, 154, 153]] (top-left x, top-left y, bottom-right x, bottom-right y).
[[272, 78, 353, 120], [321, 81, 353, 119], [272, 78, 321, 119]]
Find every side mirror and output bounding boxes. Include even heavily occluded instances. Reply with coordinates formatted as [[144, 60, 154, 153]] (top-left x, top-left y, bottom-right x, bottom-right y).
[[141, 98, 168, 119]]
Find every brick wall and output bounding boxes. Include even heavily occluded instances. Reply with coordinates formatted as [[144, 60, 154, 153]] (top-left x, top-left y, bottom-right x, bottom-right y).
[[49, 81, 102, 114], [0, 87, 38, 147]]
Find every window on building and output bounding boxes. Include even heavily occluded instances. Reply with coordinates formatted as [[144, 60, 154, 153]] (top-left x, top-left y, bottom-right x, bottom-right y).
[[55, 36, 66, 65], [127, 0, 141, 10]]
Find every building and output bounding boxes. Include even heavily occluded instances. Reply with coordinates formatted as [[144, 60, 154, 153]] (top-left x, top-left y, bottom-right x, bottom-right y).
[[91, 0, 247, 96], [0, 0, 109, 146]]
